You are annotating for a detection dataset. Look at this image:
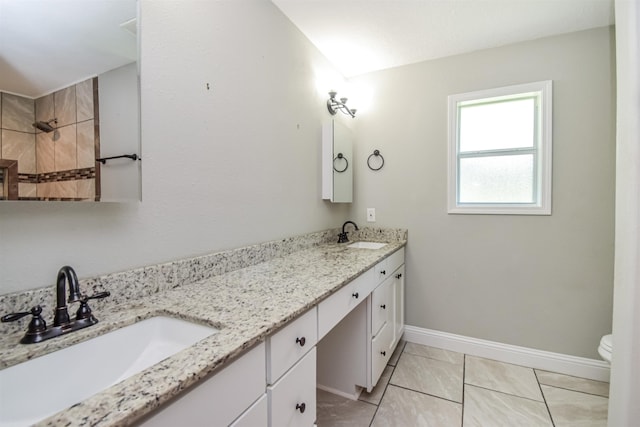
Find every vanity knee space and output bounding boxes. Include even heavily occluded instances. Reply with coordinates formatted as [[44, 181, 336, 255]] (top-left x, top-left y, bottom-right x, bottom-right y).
[[317, 247, 405, 396]]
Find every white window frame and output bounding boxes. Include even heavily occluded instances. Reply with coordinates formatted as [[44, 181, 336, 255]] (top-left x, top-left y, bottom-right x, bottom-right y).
[[447, 80, 553, 215]]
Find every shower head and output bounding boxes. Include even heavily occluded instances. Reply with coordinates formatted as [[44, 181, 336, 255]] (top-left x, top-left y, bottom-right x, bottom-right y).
[[32, 118, 57, 133]]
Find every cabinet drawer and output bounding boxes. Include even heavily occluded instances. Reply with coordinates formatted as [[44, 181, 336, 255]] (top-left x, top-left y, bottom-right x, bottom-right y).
[[138, 342, 265, 427], [267, 307, 317, 384], [375, 248, 404, 284], [371, 277, 392, 337], [374, 259, 389, 284], [387, 248, 405, 275], [230, 394, 267, 427], [371, 322, 393, 388], [268, 348, 316, 427], [318, 268, 374, 339]]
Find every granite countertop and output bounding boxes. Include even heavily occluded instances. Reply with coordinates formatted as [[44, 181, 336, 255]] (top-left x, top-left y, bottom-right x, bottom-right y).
[[0, 240, 405, 426]]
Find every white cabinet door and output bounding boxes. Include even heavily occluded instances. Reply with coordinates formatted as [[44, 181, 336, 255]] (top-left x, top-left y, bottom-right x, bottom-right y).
[[230, 394, 267, 427], [268, 349, 316, 427], [371, 277, 393, 337], [370, 322, 393, 387], [138, 342, 266, 427]]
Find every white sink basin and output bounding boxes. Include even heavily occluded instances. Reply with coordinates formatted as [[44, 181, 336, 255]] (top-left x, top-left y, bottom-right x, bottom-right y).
[[0, 316, 218, 427], [347, 241, 387, 250]]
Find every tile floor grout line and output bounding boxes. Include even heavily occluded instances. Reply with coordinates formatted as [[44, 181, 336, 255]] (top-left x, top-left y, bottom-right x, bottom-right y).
[[387, 383, 464, 406], [367, 363, 397, 426], [366, 341, 405, 426], [463, 382, 547, 404], [534, 368, 556, 427], [537, 383, 610, 399], [534, 368, 610, 385], [317, 341, 607, 426], [461, 353, 466, 427]]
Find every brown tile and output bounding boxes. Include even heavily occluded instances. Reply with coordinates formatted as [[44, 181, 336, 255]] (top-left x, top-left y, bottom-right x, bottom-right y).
[[1, 130, 36, 173], [77, 178, 96, 200], [76, 79, 94, 121], [54, 125, 77, 171], [77, 120, 95, 169], [2, 93, 34, 132], [54, 181, 76, 199], [36, 132, 55, 173], [35, 94, 55, 124], [54, 86, 76, 126], [37, 182, 52, 198], [19, 183, 36, 198]]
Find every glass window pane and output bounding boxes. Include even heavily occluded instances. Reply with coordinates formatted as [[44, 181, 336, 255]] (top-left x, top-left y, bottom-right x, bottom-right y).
[[459, 98, 535, 152], [459, 154, 534, 203]]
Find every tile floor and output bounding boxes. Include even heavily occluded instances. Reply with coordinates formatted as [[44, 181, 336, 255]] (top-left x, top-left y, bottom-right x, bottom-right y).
[[317, 341, 609, 426]]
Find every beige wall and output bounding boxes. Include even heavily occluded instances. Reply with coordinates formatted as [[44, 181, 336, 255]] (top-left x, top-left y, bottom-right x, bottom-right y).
[[0, 0, 349, 294], [350, 27, 616, 358], [0, 3, 615, 361]]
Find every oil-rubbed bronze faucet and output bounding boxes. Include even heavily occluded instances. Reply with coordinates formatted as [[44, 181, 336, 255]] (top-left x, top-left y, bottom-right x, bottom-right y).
[[338, 221, 359, 243], [53, 266, 83, 326], [1, 266, 110, 344]]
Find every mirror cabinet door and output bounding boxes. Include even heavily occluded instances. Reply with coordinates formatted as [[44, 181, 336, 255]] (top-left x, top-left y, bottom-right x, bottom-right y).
[[0, 0, 140, 202], [322, 120, 353, 203]]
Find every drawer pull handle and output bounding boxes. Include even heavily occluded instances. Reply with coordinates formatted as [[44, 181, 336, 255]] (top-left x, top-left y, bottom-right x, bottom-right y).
[[296, 402, 306, 413], [381, 351, 386, 356], [396, 273, 403, 279], [380, 304, 386, 309], [381, 270, 386, 275], [296, 336, 306, 347], [352, 292, 359, 299]]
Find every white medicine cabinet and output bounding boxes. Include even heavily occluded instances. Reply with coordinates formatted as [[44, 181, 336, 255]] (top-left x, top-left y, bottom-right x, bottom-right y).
[[322, 119, 353, 203]]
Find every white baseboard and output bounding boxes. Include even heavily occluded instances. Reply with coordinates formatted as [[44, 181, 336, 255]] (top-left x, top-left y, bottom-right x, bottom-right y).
[[403, 325, 610, 382]]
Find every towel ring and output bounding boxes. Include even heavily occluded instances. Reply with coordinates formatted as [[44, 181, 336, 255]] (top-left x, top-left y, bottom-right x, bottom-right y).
[[333, 153, 349, 173], [367, 150, 384, 171]]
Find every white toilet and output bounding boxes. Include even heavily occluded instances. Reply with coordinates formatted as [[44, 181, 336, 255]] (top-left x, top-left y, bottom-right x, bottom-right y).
[[598, 334, 613, 363]]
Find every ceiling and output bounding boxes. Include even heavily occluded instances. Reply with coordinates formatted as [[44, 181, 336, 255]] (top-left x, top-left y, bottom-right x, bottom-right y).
[[271, 0, 615, 78], [0, 0, 136, 99], [0, 1, 614, 98]]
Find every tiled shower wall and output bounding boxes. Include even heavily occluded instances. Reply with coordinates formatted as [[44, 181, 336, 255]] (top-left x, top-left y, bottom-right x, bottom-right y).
[[0, 77, 99, 201], [0, 93, 36, 199]]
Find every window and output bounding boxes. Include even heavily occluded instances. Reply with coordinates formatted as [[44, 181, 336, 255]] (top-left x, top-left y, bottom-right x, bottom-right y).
[[448, 81, 552, 215]]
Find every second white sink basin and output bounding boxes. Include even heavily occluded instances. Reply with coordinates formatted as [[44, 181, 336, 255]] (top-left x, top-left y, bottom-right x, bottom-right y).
[[0, 316, 218, 427], [347, 241, 387, 250]]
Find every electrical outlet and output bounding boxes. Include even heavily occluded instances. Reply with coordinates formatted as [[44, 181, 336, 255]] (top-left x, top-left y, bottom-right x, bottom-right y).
[[367, 208, 376, 222]]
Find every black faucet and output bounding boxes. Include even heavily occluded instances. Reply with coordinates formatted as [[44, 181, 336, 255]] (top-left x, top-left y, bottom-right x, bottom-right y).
[[1, 266, 110, 344], [54, 266, 83, 326], [338, 221, 359, 243]]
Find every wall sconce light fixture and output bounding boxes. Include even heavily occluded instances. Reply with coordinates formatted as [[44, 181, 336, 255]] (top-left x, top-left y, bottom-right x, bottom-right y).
[[327, 91, 356, 118]]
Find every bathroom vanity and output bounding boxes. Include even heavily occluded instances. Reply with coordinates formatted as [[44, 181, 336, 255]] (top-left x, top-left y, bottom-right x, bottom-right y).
[[138, 247, 405, 426], [0, 228, 406, 426]]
